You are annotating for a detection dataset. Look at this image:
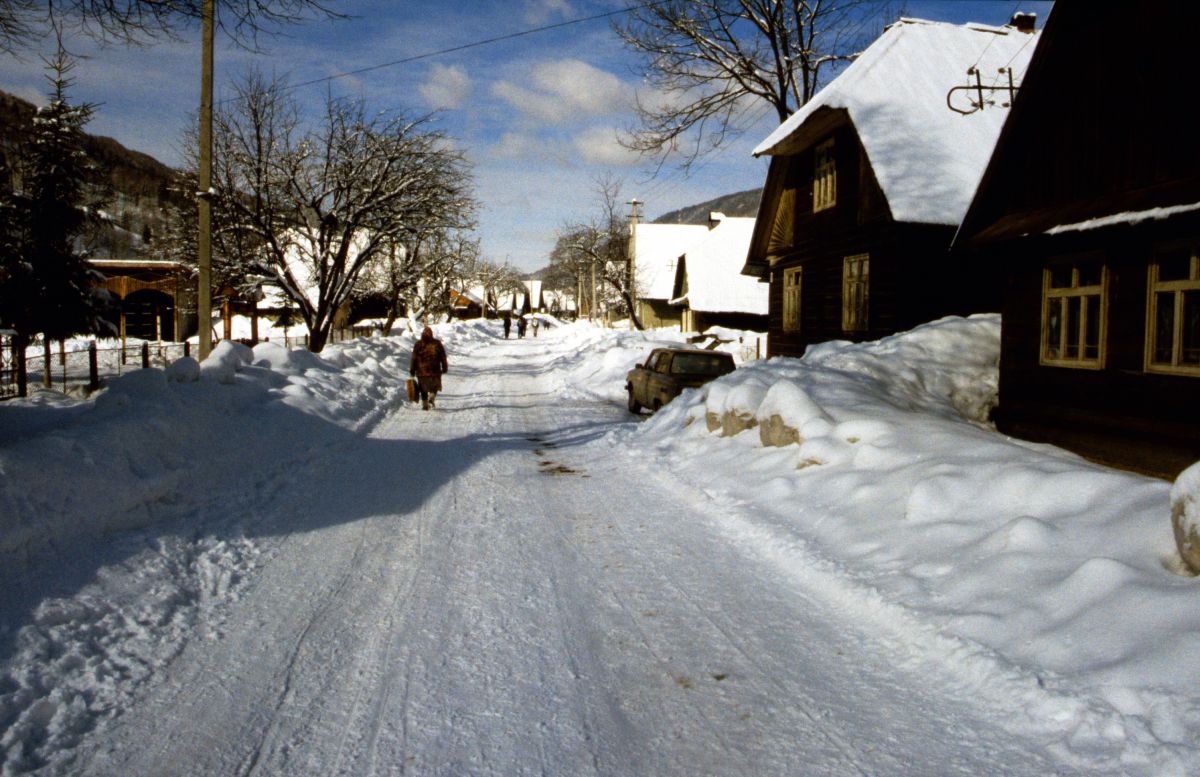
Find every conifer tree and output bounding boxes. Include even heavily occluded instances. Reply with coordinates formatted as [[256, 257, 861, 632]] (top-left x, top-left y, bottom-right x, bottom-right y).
[[0, 45, 111, 393]]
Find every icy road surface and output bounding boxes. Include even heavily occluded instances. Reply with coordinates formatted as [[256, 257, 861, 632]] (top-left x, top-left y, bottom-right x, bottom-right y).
[[71, 335, 1072, 776]]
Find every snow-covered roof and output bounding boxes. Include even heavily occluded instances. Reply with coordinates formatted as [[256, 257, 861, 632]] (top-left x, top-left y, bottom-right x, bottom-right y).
[[754, 18, 1040, 226], [674, 218, 766, 314], [633, 223, 710, 301]]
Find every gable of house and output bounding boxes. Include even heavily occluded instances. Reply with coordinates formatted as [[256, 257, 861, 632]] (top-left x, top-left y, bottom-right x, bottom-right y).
[[755, 17, 1040, 227]]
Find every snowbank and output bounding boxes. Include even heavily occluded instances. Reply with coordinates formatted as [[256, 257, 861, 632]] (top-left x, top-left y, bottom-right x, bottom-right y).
[[621, 314, 1200, 774], [0, 334, 417, 571]]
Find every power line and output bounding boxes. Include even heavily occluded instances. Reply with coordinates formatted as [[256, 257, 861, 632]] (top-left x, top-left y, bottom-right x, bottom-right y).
[[286, 0, 667, 93]]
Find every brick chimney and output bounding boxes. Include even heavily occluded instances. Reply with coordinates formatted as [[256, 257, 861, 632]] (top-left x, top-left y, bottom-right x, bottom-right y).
[[1009, 12, 1036, 33]]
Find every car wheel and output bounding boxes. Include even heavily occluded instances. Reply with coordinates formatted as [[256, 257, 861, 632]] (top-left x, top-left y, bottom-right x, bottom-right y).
[[627, 388, 642, 414]]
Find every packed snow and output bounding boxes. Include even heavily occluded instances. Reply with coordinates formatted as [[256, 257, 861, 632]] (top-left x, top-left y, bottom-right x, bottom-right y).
[[1, 316, 1197, 775]]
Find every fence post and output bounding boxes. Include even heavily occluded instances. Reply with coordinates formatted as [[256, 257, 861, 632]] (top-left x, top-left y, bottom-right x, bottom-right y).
[[42, 338, 51, 388], [88, 341, 98, 393], [184, 340, 191, 359], [141, 341, 150, 369], [59, 339, 67, 391]]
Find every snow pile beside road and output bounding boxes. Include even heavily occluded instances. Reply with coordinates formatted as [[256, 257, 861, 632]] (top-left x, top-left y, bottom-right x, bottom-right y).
[[540, 324, 689, 404], [627, 314, 1200, 775], [0, 334, 415, 569]]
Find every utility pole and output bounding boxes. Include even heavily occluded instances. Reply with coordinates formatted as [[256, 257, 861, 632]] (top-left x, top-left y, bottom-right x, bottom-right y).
[[589, 258, 597, 323], [196, 0, 214, 360], [627, 197, 640, 324]]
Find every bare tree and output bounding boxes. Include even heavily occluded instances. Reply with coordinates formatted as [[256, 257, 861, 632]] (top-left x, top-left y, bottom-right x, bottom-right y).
[[616, 0, 896, 170], [554, 178, 642, 328], [0, 1, 341, 53], [208, 72, 473, 352]]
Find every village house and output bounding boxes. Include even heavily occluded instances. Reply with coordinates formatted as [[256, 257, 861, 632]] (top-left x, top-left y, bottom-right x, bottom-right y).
[[954, 2, 1200, 478], [670, 214, 766, 333], [630, 221, 709, 329], [741, 16, 1039, 357]]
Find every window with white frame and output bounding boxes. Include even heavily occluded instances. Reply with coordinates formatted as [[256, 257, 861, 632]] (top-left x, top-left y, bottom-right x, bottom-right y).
[[1147, 244, 1200, 374], [783, 266, 802, 332], [842, 254, 869, 332], [813, 138, 836, 212], [1041, 258, 1106, 368]]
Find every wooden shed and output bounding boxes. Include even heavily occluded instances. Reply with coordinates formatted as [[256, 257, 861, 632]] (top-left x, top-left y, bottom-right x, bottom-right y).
[[91, 258, 194, 342], [742, 17, 1039, 357], [955, 1, 1200, 478]]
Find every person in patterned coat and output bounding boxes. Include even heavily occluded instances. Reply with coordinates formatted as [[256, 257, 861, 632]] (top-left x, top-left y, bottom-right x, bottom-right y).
[[409, 326, 448, 410]]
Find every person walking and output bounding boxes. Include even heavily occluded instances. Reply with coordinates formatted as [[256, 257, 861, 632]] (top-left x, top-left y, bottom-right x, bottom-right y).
[[409, 326, 448, 410], [517, 316, 527, 338], [503, 313, 512, 339]]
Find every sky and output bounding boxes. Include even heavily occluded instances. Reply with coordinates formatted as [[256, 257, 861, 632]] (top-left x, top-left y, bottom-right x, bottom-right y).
[[0, 0, 1052, 272]]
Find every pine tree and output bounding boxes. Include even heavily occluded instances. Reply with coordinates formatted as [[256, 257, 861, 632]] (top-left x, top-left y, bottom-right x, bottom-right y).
[[20, 46, 110, 341], [0, 45, 112, 394]]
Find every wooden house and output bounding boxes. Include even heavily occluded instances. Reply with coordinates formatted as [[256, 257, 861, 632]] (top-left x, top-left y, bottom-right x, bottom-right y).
[[742, 17, 1039, 357], [954, 1, 1200, 478], [631, 222, 709, 329], [670, 215, 766, 332]]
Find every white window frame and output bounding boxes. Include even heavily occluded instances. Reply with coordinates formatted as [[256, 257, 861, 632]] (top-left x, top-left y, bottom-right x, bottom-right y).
[[1040, 258, 1107, 369], [842, 254, 869, 332], [813, 138, 836, 213], [1145, 244, 1200, 376], [782, 266, 802, 332]]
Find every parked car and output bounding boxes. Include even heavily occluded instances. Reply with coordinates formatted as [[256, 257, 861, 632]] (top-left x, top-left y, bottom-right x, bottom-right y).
[[626, 347, 736, 414]]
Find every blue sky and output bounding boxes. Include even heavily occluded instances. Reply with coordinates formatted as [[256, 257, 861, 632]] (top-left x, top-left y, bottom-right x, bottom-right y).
[[0, 0, 1052, 272]]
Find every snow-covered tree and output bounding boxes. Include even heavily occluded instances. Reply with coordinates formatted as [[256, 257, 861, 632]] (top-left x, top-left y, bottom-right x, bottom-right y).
[[208, 71, 473, 352], [616, 0, 895, 170]]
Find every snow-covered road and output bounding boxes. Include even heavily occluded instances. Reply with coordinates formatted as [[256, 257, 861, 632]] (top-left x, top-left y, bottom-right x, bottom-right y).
[[63, 334, 1075, 776]]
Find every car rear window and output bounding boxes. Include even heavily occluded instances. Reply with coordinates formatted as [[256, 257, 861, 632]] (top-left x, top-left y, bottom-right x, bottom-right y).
[[669, 352, 734, 375]]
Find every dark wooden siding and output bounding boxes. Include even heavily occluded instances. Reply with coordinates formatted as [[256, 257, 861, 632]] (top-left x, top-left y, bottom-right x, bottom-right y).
[[994, 221, 1200, 478], [763, 125, 974, 358]]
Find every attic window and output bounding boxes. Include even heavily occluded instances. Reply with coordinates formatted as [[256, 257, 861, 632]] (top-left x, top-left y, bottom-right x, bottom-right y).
[[1146, 245, 1200, 375], [813, 138, 836, 213]]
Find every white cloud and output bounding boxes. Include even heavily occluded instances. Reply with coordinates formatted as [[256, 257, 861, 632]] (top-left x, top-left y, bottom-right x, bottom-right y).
[[418, 64, 473, 110], [523, 0, 574, 25], [491, 59, 630, 125], [492, 131, 551, 160], [573, 126, 639, 166]]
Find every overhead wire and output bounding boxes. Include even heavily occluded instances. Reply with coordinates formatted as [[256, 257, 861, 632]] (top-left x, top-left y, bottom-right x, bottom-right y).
[[284, 0, 671, 94]]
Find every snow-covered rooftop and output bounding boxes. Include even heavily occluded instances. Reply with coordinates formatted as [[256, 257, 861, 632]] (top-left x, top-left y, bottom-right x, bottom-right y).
[[674, 217, 766, 314], [634, 223, 710, 301], [754, 18, 1040, 226]]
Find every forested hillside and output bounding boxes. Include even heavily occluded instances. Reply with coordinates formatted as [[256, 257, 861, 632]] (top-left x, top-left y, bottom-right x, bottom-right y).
[[651, 187, 762, 224], [0, 90, 188, 259]]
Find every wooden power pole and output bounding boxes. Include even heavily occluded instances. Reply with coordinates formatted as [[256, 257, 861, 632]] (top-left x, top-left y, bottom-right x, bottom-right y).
[[196, 0, 214, 360]]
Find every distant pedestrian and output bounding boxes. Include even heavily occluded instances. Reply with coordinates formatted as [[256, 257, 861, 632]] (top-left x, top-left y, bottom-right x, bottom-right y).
[[409, 326, 448, 410], [517, 316, 527, 338], [503, 313, 512, 338], [531, 318, 540, 337]]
